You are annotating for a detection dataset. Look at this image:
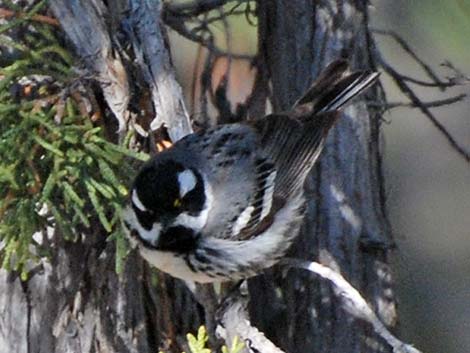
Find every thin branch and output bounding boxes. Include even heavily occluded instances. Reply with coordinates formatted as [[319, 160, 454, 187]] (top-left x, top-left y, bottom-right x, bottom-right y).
[[216, 282, 287, 353], [0, 7, 60, 26], [163, 13, 253, 60], [372, 29, 463, 90], [280, 259, 423, 353], [191, 8, 246, 28], [377, 54, 469, 162], [164, 0, 247, 18], [190, 43, 205, 115], [200, 48, 216, 127], [441, 60, 470, 83], [397, 74, 459, 88], [368, 93, 467, 110]]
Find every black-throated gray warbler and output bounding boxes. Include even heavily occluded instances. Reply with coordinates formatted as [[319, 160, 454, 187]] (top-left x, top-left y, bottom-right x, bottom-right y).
[[123, 60, 379, 283]]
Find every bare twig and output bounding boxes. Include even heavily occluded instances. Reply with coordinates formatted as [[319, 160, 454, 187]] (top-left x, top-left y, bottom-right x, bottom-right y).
[[441, 60, 470, 83], [192, 4, 246, 26], [201, 54, 216, 125], [371, 27, 469, 162], [395, 74, 461, 88], [243, 0, 257, 26], [281, 259, 423, 353], [190, 44, 205, 115], [216, 282, 286, 353], [377, 54, 469, 162], [372, 29, 465, 90], [163, 13, 252, 60], [164, 0, 247, 18], [0, 7, 60, 26], [368, 93, 467, 110]]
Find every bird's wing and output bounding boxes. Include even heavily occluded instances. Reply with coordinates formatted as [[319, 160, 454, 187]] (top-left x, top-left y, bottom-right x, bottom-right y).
[[233, 61, 379, 240], [182, 61, 378, 240], [251, 60, 379, 199]]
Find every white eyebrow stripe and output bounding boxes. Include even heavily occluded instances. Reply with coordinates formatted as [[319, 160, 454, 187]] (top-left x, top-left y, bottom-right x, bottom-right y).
[[178, 170, 197, 198], [132, 189, 147, 212]]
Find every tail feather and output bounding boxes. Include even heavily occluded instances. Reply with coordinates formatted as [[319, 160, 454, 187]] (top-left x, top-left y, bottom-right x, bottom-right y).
[[253, 60, 379, 199], [294, 59, 350, 107], [293, 60, 379, 116], [312, 71, 379, 113]]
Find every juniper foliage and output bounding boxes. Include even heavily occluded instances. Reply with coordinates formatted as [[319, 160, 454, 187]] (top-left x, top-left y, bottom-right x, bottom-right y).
[[0, 1, 147, 278]]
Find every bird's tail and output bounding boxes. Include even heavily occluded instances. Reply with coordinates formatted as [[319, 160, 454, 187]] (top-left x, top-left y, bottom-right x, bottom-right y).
[[254, 60, 379, 198], [293, 59, 379, 116]]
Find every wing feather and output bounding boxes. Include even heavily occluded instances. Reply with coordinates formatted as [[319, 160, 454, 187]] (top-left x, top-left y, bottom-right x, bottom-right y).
[[203, 61, 378, 240], [250, 61, 379, 199], [227, 158, 277, 238]]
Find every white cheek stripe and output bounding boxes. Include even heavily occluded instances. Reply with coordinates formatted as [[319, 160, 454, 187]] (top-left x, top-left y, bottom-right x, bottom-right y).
[[132, 190, 147, 212], [173, 175, 213, 231], [122, 206, 161, 246], [178, 170, 197, 198], [173, 209, 209, 230], [138, 222, 162, 245]]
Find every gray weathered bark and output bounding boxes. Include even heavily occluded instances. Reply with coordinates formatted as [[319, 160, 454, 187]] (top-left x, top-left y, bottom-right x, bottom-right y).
[[248, 2, 395, 353], [0, 1, 398, 353]]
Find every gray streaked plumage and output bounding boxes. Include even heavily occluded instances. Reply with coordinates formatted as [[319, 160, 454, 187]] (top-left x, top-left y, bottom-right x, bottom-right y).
[[123, 60, 379, 282]]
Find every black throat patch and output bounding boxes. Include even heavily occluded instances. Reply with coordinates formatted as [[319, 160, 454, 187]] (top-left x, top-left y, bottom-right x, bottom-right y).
[[157, 226, 200, 254]]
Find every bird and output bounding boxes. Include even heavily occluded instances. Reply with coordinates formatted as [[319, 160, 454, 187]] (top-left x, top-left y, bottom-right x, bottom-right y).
[[122, 60, 379, 283]]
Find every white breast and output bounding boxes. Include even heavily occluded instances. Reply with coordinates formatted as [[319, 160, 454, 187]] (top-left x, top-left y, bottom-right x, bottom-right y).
[[138, 246, 219, 283]]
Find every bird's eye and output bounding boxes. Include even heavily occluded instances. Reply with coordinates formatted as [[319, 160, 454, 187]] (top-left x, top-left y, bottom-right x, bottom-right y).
[[173, 198, 182, 208]]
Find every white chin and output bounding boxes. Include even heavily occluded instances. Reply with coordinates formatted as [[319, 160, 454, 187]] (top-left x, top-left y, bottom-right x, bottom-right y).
[[122, 206, 161, 246], [172, 210, 208, 230]]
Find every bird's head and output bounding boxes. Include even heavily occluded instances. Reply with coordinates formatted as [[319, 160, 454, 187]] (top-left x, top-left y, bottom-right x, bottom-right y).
[[124, 159, 210, 253]]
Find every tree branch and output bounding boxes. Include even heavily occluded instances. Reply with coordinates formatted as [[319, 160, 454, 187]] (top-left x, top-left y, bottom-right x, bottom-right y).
[[368, 93, 467, 110], [280, 259, 423, 353], [370, 28, 469, 162], [162, 11, 253, 60], [216, 257, 425, 353], [164, 0, 247, 18], [372, 29, 468, 90], [0, 7, 60, 26], [127, 0, 193, 142], [48, 0, 130, 132], [217, 282, 286, 353], [377, 54, 469, 162]]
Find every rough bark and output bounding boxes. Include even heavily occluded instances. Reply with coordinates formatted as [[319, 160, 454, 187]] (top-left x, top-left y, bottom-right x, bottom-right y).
[[248, 2, 395, 353], [1, 2, 200, 353], [0, 1, 397, 353]]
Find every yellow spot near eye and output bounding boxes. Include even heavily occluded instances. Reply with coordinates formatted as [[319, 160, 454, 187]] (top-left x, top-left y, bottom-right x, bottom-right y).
[[173, 198, 182, 208]]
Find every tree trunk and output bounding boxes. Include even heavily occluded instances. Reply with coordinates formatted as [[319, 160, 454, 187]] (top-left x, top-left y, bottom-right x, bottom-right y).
[[249, 2, 395, 353], [0, 1, 397, 353]]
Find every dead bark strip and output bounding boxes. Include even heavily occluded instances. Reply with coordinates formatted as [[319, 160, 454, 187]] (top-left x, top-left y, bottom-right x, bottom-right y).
[[48, 0, 130, 132], [126, 0, 192, 141], [48, 0, 192, 140]]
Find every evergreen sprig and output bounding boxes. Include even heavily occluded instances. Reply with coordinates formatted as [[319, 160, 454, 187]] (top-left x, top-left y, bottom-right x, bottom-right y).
[[180, 326, 245, 353], [0, 1, 148, 278]]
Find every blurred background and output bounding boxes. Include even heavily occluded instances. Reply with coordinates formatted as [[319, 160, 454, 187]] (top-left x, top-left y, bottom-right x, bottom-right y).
[[373, 1, 470, 353], [168, 1, 469, 352]]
